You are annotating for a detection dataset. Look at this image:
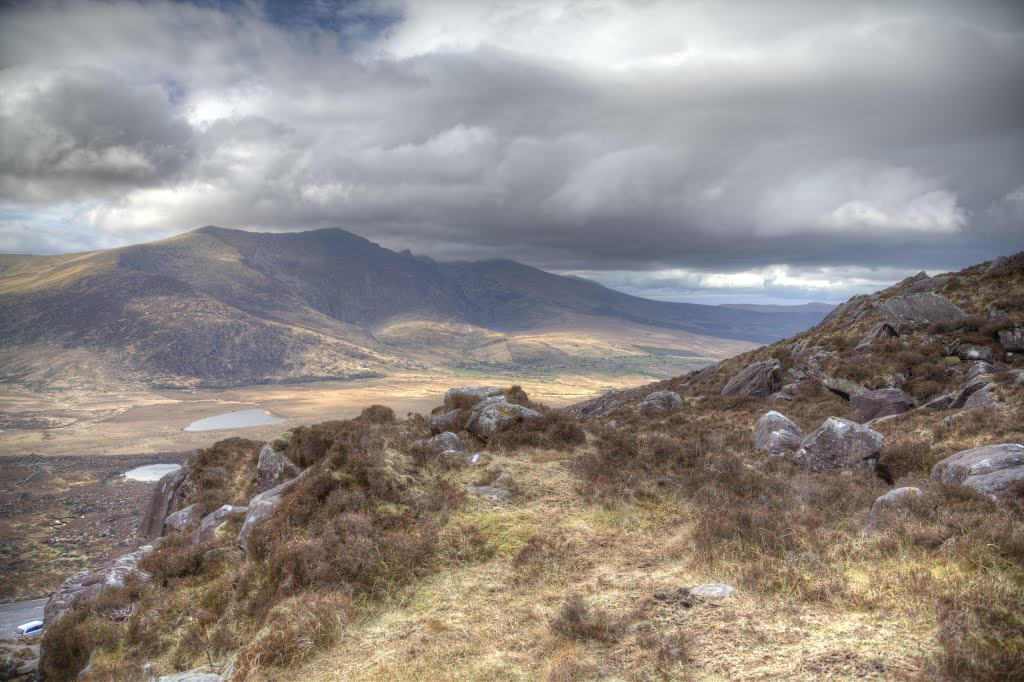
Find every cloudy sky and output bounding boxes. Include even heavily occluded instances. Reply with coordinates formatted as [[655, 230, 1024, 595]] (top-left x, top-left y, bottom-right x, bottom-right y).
[[1, 0, 1023, 304]]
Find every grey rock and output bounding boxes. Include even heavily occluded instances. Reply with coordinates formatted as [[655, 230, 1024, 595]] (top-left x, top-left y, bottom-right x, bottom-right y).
[[237, 468, 311, 552], [966, 361, 996, 382], [855, 322, 898, 350], [876, 293, 966, 333], [866, 486, 922, 531], [922, 394, 955, 410], [930, 443, 1024, 495], [793, 417, 884, 472], [852, 388, 918, 422], [987, 307, 1009, 320], [157, 672, 223, 682], [429, 409, 462, 434], [43, 546, 154, 628], [164, 503, 203, 533], [256, 444, 301, 494], [820, 375, 868, 400], [421, 431, 465, 456], [689, 583, 736, 598], [689, 363, 720, 384], [637, 390, 683, 414], [949, 378, 1001, 410], [998, 327, 1024, 353], [443, 386, 503, 411], [465, 397, 541, 441], [193, 505, 248, 546], [466, 485, 512, 501], [767, 392, 793, 402], [963, 384, 1002, 410], [139, 462, 193, 541], [986, 255, 1011, 272], [721, 359, 783, 398], [752, 411, 804, 457], [1010, 369, 1024, 384], [956, 344, 997, 363]]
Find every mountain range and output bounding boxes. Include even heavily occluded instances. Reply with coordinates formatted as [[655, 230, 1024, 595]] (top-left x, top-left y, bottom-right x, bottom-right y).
[[0, 226, 830, 389]]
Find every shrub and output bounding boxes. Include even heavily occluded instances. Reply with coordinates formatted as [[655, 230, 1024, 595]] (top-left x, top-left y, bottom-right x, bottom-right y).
[[139, 533, 207, 586], [549, 593, 622, 642], [358, 404, 395, 424], [937, 584, 1024, 680], [488, 411, 586, 451]]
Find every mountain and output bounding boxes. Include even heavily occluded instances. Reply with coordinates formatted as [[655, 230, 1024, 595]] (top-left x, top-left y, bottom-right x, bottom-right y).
[[0, 226, 829, 389]]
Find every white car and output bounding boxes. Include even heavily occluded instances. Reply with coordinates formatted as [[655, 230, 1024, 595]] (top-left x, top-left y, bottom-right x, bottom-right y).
[[14, 620, 44, 638]]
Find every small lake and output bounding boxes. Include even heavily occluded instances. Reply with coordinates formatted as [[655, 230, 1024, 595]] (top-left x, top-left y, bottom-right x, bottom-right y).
[[124, 463, 181, 482], [183, 409, 285, 432]]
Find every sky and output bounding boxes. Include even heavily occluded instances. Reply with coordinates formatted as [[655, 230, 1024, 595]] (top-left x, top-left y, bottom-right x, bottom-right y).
[[1, 0, 1023, 305]]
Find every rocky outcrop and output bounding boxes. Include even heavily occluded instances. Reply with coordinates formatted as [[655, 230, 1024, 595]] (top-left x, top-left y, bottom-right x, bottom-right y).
[[876, 293, 966, 333], [443, 386, 503, 410], [852, 388, 918, 422], [420, 431, 465, 457], [752, 411, 804, 457], [922, 394, 955, 410], [429, 409, 461, 434], [140, 464, 192, 541], [465, 397, 541, 441], [949, 378, 1002, 410], [793, 417, 884, 472], [820, 375, 868, 400], [855, 322, 898, 350], [998, 327, 1024, 353], [237, 469, 310, 552], [164, 504, 203, 533], [866, 486, 922, 531], [255, 443, 301, 493], [721, 359, 782, 398], [966, 361, 996, 382], [43, 546, 154, 628], [637, 390, 683, 414], [193, 505, 248, 546], [930, 443, 1024, 495]]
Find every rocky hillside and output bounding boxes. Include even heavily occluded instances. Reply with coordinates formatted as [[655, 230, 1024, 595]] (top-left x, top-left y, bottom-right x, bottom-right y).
[[26, 253, 1024, 681], [0, 227, 827, 389]]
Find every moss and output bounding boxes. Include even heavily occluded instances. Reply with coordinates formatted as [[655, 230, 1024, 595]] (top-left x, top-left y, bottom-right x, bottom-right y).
[[944, 356, 962, 366], [270, 431, 294, 451]]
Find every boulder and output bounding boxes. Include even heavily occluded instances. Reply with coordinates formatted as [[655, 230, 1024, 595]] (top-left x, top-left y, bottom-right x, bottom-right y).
[[43, 545, 154, 627], [466, 485, 513, 502], [866, 486, 922, 531], [1010, 369, 1024, 384], [793, 417, 884, 472], [637, 390, 683, 414], [949, 378, 1001, 410], [966, 361, 996, 382], [876, 292, 966, 333], [689, 583, 736, 598], [998, 327, 1024, 353], [820, 375, 868, 400], [237, 468, 311, 552], [963, 384, 1002, 409], [443, 386, 503, 411], [752, 411, 804, 457], [721, 359, 782, 398], [930, 443, 1024, 495], [193, 505, 248, 546], [956, 344, 997, 363], [429, 409, 461, 434], [855, 323, 898, 350], [465, 397, 541, 441], [851, 388, 918, 422], [157, 671, 223, 682], [922, 394, 955, 410], [164, 504, 203, 533], [420, 431, 465, 457], [255, 443, 301, 493], [139, 464, 193, 541]]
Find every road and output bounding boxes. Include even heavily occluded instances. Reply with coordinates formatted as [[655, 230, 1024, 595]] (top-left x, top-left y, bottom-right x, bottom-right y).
[[0, 598, 48, 636]]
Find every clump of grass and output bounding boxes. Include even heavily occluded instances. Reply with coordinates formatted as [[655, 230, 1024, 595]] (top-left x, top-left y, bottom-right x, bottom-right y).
[[549, 592, 622, 643]]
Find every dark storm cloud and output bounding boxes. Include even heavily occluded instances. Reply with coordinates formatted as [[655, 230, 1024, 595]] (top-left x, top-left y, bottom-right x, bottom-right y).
[[0, 0, 1023, 302]]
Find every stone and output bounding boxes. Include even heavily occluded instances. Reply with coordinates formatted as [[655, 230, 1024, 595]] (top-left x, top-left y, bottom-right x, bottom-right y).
[[193, 505, 248, 546], [793, 417, 884, 472], [689, 363, 720, 384], [1010, 369, 1024, 384], [256, 444, 301, 494], [922, 394, 955, 410], [855, 322, 898, 350], [866, 486, 922, 531], [752, 411, 804, 457], [637, 390, 684, 414], [164, 504, 203, 533], [421, 431, 465, 457], [966, 361, 996, 382], [721, 359, 783, 398], [465, 397, 541, 441], [820, 375, 868, 400], [43, 546, 154, 628], [237, 468, 311, 552], [443, 386, 503, 411], [998, 327, 1024, 353], [956, 344, 997, 363], [157, 672, 223, 682], [930, 443, 1024, 495], [949, 378, 1000, 410], [429, 409, 461, 434], [851, 388, 918, 422], [689, 583, 736, 598], [466, 485, 512, 501], [963, 384, 1002, 409], [139, 463, 193, 541], [876, 293, 966, 333]]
